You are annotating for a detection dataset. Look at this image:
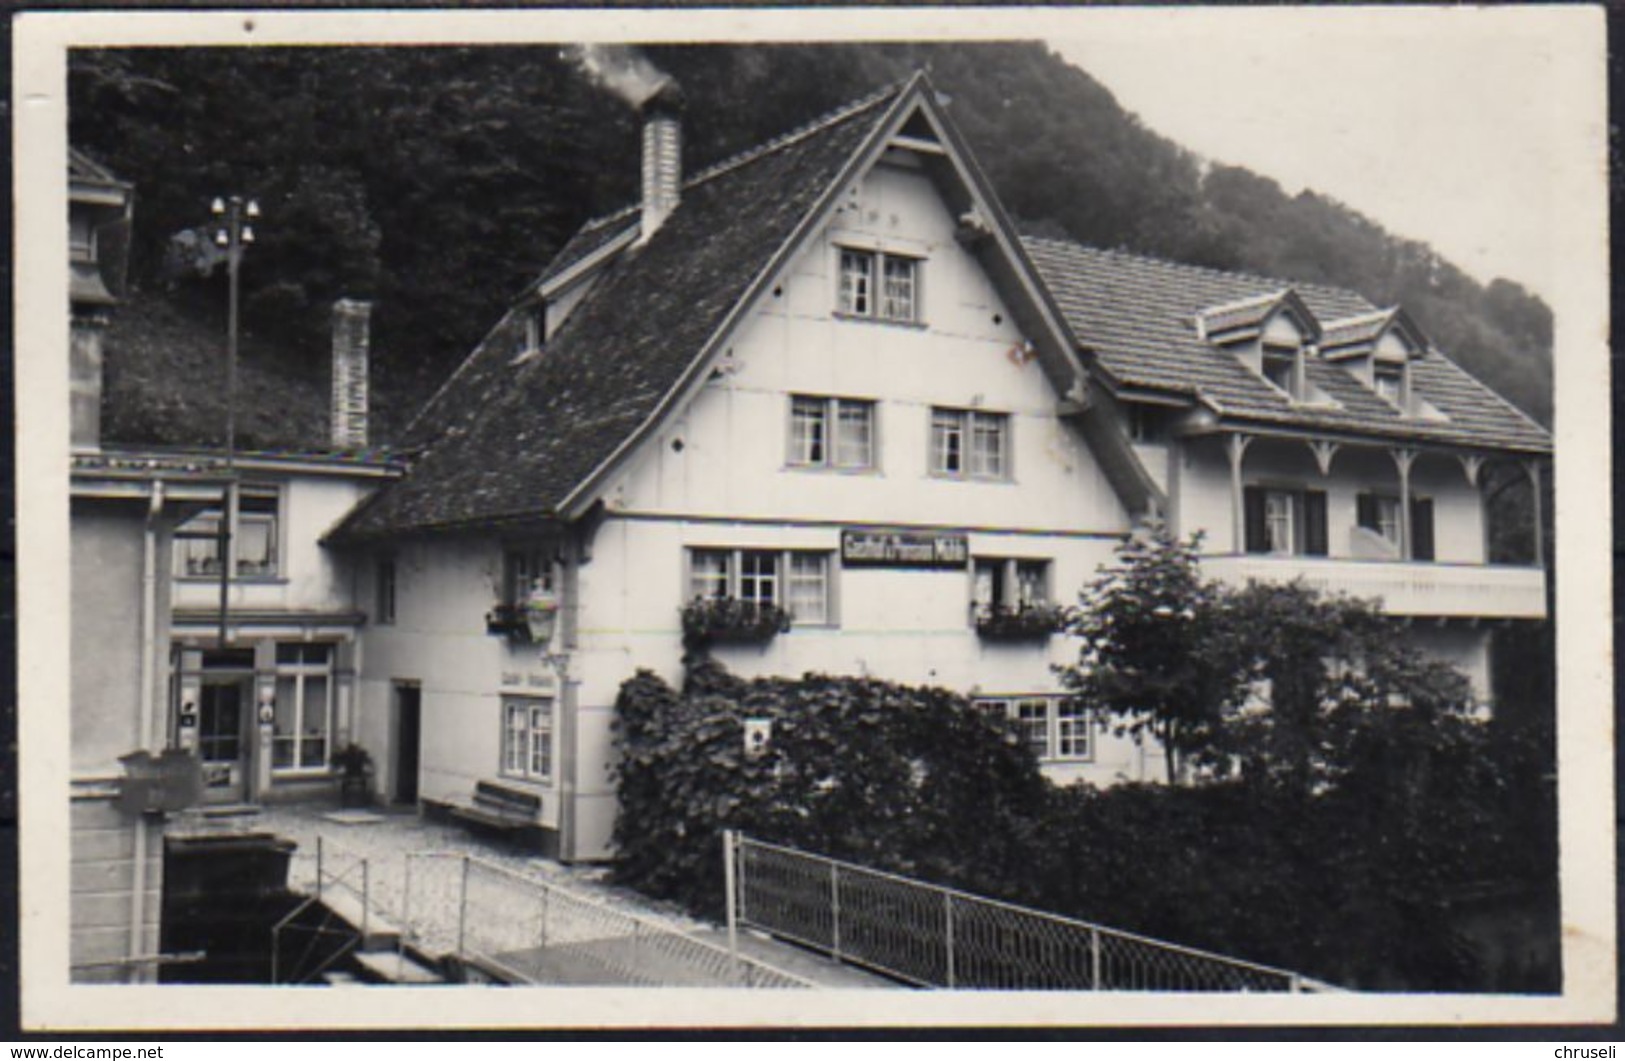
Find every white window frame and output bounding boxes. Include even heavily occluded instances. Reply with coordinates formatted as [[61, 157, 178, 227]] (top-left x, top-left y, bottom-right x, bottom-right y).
[[501, 695, 552, 783], [788, 395, 876, 471], [931, 408, 1010, 480], [174, 482, 283, 580], [272, 642, 335, 774], [686, 547, 835, 626], [503, 547, 554, 606], [1264, 489, 1296, 556], [977, 695, 1093, 762], [972, 557, 1053, 619], [837, 246, 921, 324]]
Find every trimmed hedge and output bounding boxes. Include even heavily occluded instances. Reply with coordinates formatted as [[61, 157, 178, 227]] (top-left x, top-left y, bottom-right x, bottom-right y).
[[610, 661, 1049, 917], [610, 661, 1557, 991]]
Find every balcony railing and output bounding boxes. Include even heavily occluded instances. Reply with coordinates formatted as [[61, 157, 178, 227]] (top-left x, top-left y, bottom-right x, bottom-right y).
[[1201, 554, 1546, 619]]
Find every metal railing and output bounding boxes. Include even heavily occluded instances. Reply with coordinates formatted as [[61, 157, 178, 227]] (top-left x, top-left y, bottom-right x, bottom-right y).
[[402, 851, 813, 988], [271, 835, 371, 985], [727, 832, 1338, 992]]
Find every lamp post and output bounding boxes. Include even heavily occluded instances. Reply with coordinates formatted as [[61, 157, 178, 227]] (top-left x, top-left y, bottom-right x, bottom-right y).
[[209, 194, 259, 647]]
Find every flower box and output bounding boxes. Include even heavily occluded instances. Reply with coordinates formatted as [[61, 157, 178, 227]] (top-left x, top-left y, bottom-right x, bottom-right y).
[[485, 603, 533, 642], [973, 603, 1070, 640], [681, 598, 792, 645]]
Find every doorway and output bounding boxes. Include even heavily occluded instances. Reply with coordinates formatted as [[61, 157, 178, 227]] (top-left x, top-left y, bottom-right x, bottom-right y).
[[393, 683, 421, 804], [197, 651, 254, 804]]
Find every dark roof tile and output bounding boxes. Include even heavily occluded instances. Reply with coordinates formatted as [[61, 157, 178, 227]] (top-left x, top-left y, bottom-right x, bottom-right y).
[[336, 83, 905, 540], [1023, 238, 1550, 453]]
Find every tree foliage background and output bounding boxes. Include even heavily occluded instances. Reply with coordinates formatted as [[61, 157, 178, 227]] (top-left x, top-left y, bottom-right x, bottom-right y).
[[68, 41, 1553, 438]]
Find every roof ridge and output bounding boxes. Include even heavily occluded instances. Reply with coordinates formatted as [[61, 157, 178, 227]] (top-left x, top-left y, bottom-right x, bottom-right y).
[[1022, 235, 1375, 310], [570, 77, 913, 239]]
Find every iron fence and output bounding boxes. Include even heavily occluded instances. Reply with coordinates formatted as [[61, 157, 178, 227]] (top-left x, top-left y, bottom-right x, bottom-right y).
[[727, 832, 1338, 992], [271, 835, 372, 985], [402, 851, 814, 988]]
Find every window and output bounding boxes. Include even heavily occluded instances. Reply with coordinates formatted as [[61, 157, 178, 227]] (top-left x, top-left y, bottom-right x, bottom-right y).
[[1357, 494, 1403, 547], [1127, 404, 1167, 444], [1358, 493, 1435, 561], [973, 557, 1051, 617], [977, 696, 1092, 762], [789, 396, 875, 470], [837, 248, 919, 323], [1243, 487, 1328, 557], [504, 548, 553, 606], [688, 548, 833, 625], [1373, 361, 1405, 407], [512, 309, 542, 360], [932, 408, 1008, 479], [174, 483, 281, 578], [881, 256, 917, 321], [838, 249, 873, 316], [501, 696, 551, 783], [272, 643, 334, 771], [375, 558, 397, 625], [1261, 345, 1299, 398]]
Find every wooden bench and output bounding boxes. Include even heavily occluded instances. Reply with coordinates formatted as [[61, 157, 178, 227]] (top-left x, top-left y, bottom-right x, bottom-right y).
[[449, 780, 542, 832]]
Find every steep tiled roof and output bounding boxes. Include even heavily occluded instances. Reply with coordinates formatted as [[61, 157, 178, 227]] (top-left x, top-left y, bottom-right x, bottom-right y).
[[337, 82, 908, 540], [98, 293, 390, 457], [1023, 238, 1550, 454]]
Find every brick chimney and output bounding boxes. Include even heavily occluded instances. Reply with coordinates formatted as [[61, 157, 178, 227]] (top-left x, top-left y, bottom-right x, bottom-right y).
[[638, 83, 684, 244], [330, 299, 371, 450]]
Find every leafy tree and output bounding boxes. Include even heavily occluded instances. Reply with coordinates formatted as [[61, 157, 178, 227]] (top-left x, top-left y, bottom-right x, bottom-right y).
[[1058, 526, 1242, 783], [1218, 581, 1476, 797]]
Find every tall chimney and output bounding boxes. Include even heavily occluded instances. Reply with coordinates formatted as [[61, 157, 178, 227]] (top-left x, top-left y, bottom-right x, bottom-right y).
[[330, 299, 371, 450], [639, 83, 684, 244]]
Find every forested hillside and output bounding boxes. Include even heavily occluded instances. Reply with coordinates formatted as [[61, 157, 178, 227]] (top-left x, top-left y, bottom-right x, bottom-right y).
[[69, 41, 1553, 438]]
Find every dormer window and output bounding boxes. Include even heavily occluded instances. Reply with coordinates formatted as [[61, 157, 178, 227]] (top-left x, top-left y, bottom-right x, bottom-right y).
[[1373, 361, 1405, 407], [1261, 345, 1300, 399], [512, 309, 542, 362]]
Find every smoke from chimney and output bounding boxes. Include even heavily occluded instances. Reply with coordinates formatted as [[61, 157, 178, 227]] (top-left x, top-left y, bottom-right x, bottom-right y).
[[563, 43, 672, 109]]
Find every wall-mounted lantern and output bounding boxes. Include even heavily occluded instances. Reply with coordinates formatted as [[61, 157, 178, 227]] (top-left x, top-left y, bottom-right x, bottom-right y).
[[524, 585, 561, 646]]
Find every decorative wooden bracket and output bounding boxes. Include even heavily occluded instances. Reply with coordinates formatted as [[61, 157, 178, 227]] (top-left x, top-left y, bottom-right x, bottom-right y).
[[1306, 439, 1340, 477]]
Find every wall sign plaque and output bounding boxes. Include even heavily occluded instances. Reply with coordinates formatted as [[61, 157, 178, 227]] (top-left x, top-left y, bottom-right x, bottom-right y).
[[841, 529, 969, 569]]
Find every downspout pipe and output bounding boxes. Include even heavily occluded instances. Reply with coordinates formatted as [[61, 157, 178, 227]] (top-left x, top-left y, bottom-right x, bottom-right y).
[[129, 479, 163, 981]]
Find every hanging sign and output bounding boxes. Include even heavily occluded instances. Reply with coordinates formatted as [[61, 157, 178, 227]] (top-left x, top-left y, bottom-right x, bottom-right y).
[[841, 529, 968, 569]]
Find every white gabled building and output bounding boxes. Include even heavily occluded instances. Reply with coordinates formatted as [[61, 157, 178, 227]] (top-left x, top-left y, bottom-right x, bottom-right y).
[[330, 73, 1550, 863]]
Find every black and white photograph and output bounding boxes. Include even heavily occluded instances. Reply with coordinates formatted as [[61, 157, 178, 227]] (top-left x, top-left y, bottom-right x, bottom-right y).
[[13, 4, 1612, 1032]]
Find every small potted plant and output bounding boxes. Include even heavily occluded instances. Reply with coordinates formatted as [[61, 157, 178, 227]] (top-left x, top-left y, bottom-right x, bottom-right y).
[[332, 743, 374, 807]]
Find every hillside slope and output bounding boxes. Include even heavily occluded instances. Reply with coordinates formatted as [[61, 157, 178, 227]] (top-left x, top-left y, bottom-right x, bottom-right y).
[[69, 41, 1553, 437]]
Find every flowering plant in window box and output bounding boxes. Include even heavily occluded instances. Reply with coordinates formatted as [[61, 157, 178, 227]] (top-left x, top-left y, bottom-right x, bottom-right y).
[[485, 603, 533, 642], [681, 598, 792, 646], [972, 602, 1071, 640]]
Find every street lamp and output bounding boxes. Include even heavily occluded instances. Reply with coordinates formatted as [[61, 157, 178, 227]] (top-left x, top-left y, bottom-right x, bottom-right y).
[[210, 194, 259, 466], [209, 193, 260, 646]]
